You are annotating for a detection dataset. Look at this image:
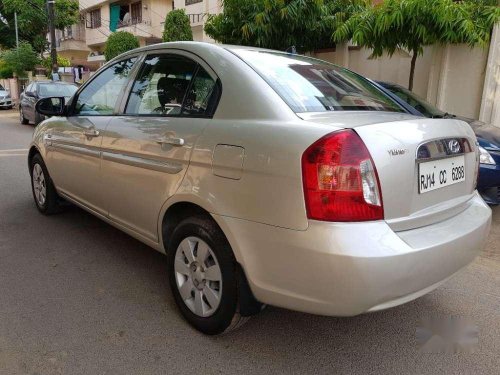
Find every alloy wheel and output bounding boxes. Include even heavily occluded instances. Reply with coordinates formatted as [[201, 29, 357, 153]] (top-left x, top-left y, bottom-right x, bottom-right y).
[[32, 163, 46, 206], [174, 236, 223, 317]]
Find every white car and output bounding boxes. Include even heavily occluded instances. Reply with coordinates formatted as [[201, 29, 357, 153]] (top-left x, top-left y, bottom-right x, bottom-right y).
[[31, 42, 491, 334], [0, 84, 13, 109]]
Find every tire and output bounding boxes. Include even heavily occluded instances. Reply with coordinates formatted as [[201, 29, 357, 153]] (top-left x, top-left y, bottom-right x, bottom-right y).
[[20, 107, 29, 124], [167, 216, 249, 335], [29, 153, 62, 214]]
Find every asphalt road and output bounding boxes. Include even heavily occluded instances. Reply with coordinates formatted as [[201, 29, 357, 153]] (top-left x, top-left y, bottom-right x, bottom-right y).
[[0, 108, 499, 375]]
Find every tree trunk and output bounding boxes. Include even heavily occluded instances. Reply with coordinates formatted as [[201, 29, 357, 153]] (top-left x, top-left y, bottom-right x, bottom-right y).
[[408, 50, 418, 91]]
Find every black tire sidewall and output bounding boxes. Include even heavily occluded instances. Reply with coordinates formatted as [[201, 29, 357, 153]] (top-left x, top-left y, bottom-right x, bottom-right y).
[[167, 217, 238, 335], [30, 154, 59, 214]]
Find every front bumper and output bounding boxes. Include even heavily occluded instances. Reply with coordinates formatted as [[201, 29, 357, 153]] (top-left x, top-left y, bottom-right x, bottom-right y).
[[478, 163, 500, 204], [0, 99, 12, 108], [214, 192, 491, 316]]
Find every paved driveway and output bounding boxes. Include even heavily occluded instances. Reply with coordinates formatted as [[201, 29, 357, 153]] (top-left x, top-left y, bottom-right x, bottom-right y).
[[1, 109, 499, 374]]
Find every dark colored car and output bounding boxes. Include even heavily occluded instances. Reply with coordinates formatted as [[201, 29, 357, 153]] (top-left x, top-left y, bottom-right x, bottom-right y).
[[19, 81, 78, 125], [377, 81, 500, 204]]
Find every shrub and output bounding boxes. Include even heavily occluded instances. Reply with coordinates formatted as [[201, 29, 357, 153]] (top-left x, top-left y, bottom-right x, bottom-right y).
[[104, 31, 140, 61], [0, 42, 40, 77], [162, 9, 193, 42]]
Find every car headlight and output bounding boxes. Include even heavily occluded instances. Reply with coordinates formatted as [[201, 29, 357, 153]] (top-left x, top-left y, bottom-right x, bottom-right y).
[[479, 146, 496, 165]]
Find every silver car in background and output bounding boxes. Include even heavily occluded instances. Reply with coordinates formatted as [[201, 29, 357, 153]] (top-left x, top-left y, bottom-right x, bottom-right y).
[[30, 42, 491, 334]]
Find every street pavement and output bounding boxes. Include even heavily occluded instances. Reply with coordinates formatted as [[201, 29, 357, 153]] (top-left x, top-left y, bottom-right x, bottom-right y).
[[0, 108, 499, 375]]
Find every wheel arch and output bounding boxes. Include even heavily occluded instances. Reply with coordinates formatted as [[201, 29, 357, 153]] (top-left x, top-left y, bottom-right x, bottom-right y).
[[159, 198, 263, 316], [27, 145, 41, 170]]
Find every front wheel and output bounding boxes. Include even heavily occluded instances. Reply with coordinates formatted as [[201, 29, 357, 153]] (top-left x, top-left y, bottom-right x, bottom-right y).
[[30, 153, 62, 214], [20, 107, 29, 124], [167, 216, 248, 335]]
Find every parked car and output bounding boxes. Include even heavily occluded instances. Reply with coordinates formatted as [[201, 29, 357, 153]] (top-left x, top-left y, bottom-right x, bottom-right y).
[[20, 81, 77, 125], [0, 84, 13, 109], [30, 43, 491, 334], [377, 81, 500, 204]]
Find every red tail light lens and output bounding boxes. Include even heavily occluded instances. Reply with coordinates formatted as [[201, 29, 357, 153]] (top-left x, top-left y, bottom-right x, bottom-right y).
[[302, 130, 384, 222]]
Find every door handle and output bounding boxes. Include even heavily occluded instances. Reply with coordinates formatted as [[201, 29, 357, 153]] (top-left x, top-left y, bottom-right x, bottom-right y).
[[83, 128, 100, 137], [156, 137, 185, 146]]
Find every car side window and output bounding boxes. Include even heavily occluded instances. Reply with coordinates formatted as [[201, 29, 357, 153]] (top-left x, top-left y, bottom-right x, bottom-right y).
[[125, 54, 216, 116], [74, 57, 136, 116], [182, 67, 217, 116]]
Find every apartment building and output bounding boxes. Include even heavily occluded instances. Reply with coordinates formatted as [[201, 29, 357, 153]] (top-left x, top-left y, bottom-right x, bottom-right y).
[[81, 0, 172, 64], [174, 0, 222, 42], [53, 22, 101, 70]]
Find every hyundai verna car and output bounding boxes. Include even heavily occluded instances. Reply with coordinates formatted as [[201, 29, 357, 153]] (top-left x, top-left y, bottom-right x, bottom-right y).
[[29, 42, 491, 334], [377, 80, 500, 205]]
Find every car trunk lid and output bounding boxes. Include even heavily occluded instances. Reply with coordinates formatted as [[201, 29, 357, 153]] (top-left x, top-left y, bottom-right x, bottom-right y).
[[300, 112, 478, 230]]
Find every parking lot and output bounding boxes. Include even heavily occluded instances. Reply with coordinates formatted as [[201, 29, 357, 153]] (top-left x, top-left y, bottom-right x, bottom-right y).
[[0, 108, 499, 375]]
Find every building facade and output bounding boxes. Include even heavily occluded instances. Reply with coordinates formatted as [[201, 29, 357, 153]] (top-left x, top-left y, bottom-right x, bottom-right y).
[[174, 0, 222, 42], [80, 0, 172, 65]]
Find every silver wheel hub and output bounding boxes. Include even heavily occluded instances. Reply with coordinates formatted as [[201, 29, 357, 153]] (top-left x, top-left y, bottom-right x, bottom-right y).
[[32, 164, 46, 206], [174, 237, 222, 317]]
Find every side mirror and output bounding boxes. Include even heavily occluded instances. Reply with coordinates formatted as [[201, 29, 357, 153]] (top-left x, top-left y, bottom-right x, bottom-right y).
[[25, 91, 36, 98], [35, 97, 66, 117]]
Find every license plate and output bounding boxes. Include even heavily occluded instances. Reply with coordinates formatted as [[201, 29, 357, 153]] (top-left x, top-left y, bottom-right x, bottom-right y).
[[418, 155, 465, 194]]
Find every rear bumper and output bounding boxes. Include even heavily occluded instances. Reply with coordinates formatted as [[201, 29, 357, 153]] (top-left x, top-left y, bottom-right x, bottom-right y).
[[478, 163, 500, 204], [215, 192, 491, 316]]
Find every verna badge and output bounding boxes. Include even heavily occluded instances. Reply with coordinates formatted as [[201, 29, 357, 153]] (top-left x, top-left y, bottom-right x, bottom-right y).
[[388, 148, 407, 156]]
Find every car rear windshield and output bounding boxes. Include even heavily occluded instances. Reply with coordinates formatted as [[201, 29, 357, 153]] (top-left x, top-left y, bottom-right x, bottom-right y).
[[39, 84, 78, 97], [232, 49, 403, 113]]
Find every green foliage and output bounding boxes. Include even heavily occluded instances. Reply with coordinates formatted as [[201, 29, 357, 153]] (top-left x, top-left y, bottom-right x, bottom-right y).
[[205, 0, 368, 52], [162, 9, 193, 42], [332, 0, 500, 90], [104, 31, 140, 61], [0, 0, 79, 53], [41, 55, 71, 76], [0, 60, 14, 79], [0, 42, 39, 77]]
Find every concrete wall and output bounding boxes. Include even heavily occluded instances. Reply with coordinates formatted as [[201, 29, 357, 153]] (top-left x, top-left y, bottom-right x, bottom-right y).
[[480, 24, 500, 128]]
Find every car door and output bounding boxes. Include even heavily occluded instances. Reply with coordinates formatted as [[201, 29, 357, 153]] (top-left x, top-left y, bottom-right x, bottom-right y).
[[46, 57, 139, 214], [23, 83, 37, 122], [101, 52, 220, 241]]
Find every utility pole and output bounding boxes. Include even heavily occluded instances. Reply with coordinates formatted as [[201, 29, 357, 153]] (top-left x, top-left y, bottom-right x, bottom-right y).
[[14, 12, 19, 49], [47, 0, 58, 78]]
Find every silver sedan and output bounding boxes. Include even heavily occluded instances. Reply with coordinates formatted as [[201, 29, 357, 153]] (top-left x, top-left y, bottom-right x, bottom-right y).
[[30, 42, 491, 334]]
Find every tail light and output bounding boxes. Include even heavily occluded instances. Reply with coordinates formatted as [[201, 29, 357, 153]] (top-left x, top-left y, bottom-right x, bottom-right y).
[[302, 129, 384, 222]]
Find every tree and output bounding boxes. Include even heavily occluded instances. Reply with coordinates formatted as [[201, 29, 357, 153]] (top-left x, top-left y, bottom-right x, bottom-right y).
[[41, 55, 70, 76], [162, 9, 193, 42], [104, 31, 140, 61], [0, 0, 79, 54], [204, 0, 368, 52], [333, 0, 500, 91], [1, 42, 39, 77], [0, 59, 14, 79]]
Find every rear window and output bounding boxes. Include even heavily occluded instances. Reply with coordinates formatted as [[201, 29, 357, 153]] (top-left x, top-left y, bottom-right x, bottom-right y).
[[39, 84, 78, 97], [232, 50, 403, 114]]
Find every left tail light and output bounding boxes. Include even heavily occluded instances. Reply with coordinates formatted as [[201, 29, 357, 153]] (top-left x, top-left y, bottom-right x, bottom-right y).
[[301, 129, 384, 222]]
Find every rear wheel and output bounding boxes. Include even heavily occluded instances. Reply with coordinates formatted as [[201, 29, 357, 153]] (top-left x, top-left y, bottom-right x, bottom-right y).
[[30, 153, 61, 214], [167, 216, 249, 335], [20, 107, 29, 124]]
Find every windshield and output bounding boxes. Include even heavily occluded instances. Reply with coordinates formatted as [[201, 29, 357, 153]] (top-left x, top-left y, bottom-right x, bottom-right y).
[[0, 84, 4, 91], [384, 84, 446, 118], [39, 84, 78, 97], [232, 50, 403, 113]]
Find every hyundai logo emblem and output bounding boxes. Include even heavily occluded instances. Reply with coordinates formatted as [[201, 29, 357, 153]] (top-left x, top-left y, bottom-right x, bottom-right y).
[[448, 139, 461, 154]]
